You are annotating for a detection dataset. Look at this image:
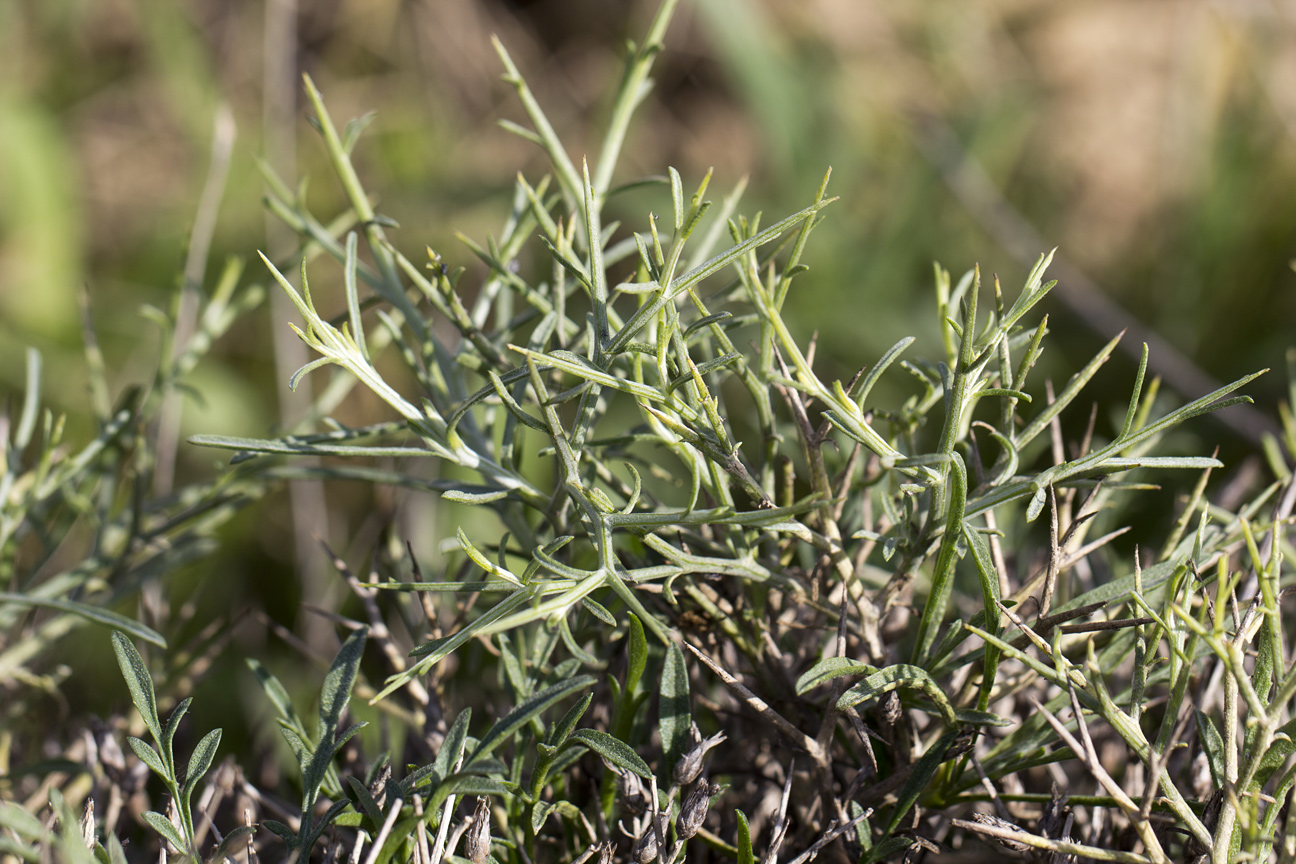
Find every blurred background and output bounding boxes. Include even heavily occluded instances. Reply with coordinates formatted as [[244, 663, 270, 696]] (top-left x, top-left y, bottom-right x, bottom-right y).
[[3, 0, 1295, 736]]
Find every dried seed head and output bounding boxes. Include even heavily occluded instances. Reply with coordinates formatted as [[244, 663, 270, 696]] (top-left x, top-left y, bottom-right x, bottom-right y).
[[596, 840, 614, 864], [881, 690, 902, 726], [677, 782, 720, 841], [969, 812, 1030, 852], [80, 798, 94, 849], [464, 796, 493, 864], [618, 768, 649, 816], [632, 814, 667, 864], [632, 827, 658, 864], [947, 727, 977, 761], [1036, 783, 1071, 841], [369, 762, 392, 810], [672, 731, 726, 787]]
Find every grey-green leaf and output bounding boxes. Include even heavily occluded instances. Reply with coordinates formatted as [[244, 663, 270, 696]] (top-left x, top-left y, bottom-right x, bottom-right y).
[[182, 728, 222, 801], [320, 627, 368, 736], [837, 664, 959, 727], [660, 643, 691, 774], [435, 708, 473, 780], [112, 633, 162, 745], [141, 811, 187, 853], [795, 657, 874, 695], [127, 737, 168, 782], [469, 676, 595, 764], [0, 595, 166, 648], [568, 729, 652, 778]]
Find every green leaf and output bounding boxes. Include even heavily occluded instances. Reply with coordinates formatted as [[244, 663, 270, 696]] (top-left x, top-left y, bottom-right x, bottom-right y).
[[435, 709, 473, 780], [182, 728, 222, 802], [608, 195, 837, 355], [837, 665, 959, 727], [346, 775, 384, 827], [189, 433, 429, 460], [660, 643, 691, 775], [567, 729, 651, 778], [161, 697, 192, 775], [469, 676, 595, 764], [261, 820, 296, 846], [0, 596, 166, 649], [735, 810, 754, 864], [581, 597, 617, 626], [205, 825, 255, 864], [913, 452, 967, 666], [247, 660, 300, 726], [426, 773, 509, 818], [141, 811, 187, 853], [1196, 710, 1226, 792], [0, 801, 49, 841], [885, 729, 959, 834], [532, 800, 557, 834], [862, 835, 914, 864], [626, 613, 648, 696], [111, 633, 163, 747], [548, 693, 593, 748], [320, 627, 368, 737], [795, 657, 874, 695]]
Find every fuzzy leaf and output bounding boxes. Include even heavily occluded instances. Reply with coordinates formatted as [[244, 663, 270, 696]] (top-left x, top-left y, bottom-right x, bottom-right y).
[[532, 800, 557, 834], [885, 730, 960, 835], [568, 729, 651, 778], [838, 665, 959, 727], [660, 643, 691, 775], [795, 657, 875, 695], [319, 627, 368, 737], [468, 676, 595, 764], [111, 632, 162, 744], [182, 728, 222, 802], [346, 775, 384, 827], [0, 801, 48, 841], [161, 697, 191, 774], [206, 825, 255, 864], [735, 810, 754, 864], [626, 613, 648, 695], [261, 819, 296, 846], [0, 596, 166, 649], [548, 693, 593, 748], [127, 736, 167, 781], [435, 708, 473, 782], [141, 811, 187, 853]]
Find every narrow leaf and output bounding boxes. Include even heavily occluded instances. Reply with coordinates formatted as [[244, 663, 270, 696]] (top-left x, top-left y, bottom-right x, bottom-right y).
[[1, 596, 166, 648], [660, 643, 691, 774], [469, 676, 595, 764], [141, 811, 187, 853], [320, 627, 368, 737], [568, 729, 652, 778], [182, 729, 222, 802], [111, 632, 162, 745], [795, 657, 874, 695]]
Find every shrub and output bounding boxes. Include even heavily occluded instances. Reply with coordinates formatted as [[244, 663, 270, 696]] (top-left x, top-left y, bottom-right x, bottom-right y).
[[6, 2, 1296, 863]]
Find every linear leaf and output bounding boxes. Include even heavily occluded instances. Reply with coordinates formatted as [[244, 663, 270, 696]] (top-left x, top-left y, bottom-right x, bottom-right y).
[[837, 665, 959, 727], [795, 657, 875, 695], [435, 708, 473, 780], [182, 728, 222, 802], [320, 627, 368, 737], [568, 729, 651, 778], [0, 596, 166, 648], [468, 676, 595, 764], [660, 644, 691, 774], [112, 632, 162, 744]]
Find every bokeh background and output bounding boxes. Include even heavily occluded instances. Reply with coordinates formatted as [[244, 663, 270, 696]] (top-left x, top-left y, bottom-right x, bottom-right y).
[[4, 0, 1296, 751]]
